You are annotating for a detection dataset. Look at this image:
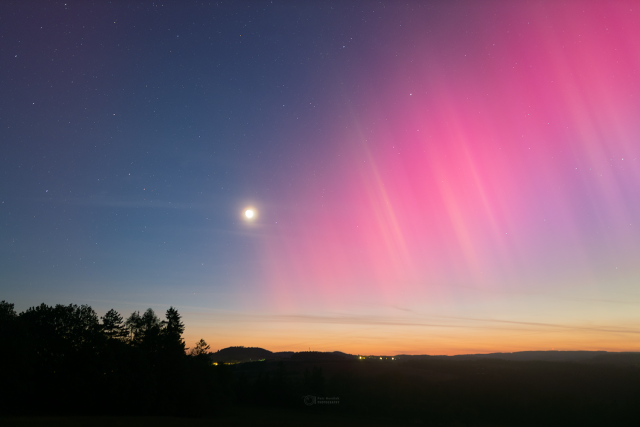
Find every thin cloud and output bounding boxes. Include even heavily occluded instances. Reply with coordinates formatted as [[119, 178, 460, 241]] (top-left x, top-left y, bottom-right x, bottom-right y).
[[573, 297, 640, 305], [392, 305, 415, 313], [189, 310, 640, 335]]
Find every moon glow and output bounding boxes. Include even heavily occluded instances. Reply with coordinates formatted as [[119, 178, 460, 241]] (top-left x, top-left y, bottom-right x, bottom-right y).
[[242, 206, 258, 222]]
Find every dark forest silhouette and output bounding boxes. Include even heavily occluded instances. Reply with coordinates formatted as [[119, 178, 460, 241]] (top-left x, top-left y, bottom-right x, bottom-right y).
[[0, 300, 232, 416], [1, 300, 639, 425]]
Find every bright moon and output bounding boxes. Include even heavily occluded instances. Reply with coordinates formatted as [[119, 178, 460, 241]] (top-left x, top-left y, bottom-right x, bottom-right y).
[[245, 209, 254, 219]]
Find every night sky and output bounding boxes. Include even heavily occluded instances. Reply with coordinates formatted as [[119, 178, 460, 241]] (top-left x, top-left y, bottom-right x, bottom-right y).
[[2, 1, 640, 355]]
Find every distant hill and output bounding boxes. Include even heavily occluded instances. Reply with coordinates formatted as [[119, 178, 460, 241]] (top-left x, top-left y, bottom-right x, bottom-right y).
[[209, 347, 356, 363], [451, 351, 609, 361], [209, 347, 640, 365], [209, 346, 273, 362], [395, 350, 640, 363], [291, 351, 356, 361], [272, 351, 294, 359]]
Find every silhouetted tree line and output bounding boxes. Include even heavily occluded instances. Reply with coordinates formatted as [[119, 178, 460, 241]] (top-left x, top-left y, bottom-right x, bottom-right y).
[[0, 300, 232, 416]]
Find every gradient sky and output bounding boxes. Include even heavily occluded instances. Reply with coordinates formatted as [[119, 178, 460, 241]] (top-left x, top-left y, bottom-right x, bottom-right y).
[[2, 1, 640, 355]]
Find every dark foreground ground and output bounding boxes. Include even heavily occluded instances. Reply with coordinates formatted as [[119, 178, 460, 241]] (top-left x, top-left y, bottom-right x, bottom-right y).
[[1, 406, 418, 427], [4, 355, 639, 426], [0, 407, 539, 427]]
